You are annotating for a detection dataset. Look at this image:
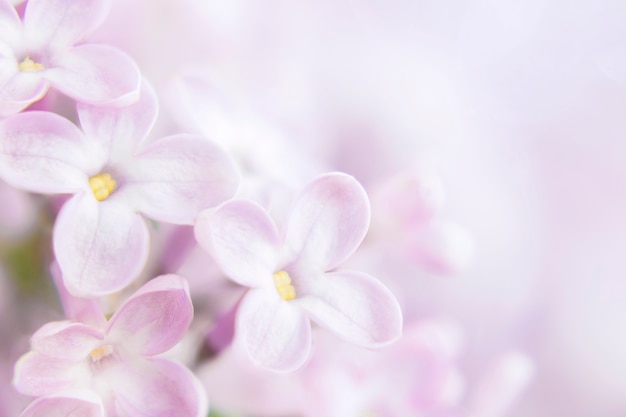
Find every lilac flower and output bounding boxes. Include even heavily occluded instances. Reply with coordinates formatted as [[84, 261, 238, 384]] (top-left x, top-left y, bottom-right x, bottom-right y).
[[13, 274, 208, 417], [0, 81, 239, 297], [369, 171, 474, 275], [194, 173, 402, 372], [300, 321, 465, 417], [0, 0, 140, 116]]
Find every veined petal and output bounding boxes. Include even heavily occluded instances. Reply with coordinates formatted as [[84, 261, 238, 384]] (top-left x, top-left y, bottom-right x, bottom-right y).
[[46, 44, 140, 106], [0, 111, 93, 193], [77, 80, 158, 165], [53, 193, 149, 297], [19, 390, 105, 417], [13, 352, 91, 396], [30, 321, 103, 359], [0, 71, 49, 117], [110, 357, 208, 417], [194, 200, 280, 288], [236, 289, 311, 372], [297, 270, 402, 347], [24, 0, 110, 50], [283, 173, 370, 271], [106, 275, 193, 356], [123, 134, 239, 225]]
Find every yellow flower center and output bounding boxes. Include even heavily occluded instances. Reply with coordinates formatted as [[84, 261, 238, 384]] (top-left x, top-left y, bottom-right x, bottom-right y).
[[88, 173, 116, 201], [89, 344, 113, 362], [273, 270, 296, 301], [18, 57, 45, 72]]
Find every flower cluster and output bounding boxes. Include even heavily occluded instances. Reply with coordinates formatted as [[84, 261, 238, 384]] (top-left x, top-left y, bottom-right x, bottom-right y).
[[0, 1, 551, 417], [0, 0, 407, 415]]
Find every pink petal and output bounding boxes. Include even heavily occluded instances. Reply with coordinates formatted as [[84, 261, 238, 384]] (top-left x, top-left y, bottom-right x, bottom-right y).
[[50, 261, 107, 327], [13, 352, 90, 396], [0, 0, 21, 47], [30, 321, 103, 359], [283, 173, 370, 271], [53, 192, 149, 297], [77, 80, 158, 165], [0, 72, 49, 116], [123, 134, 240, 224], [111, 357, 208, 417], [236, 289, 311, 372], [19, 390, 105, 417], [106, 275, 193, 356], [0, 49, 16, 83], [371, 170, 445, 232], [46, 44, 140, 106], [24, 0, 110, 49], [297, 270, 402, 347], [0, 111, 94, 193], [194, 200, 280, 288]]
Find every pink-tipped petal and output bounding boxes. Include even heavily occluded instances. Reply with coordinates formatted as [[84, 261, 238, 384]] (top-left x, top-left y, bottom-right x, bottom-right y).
[[0, 111, 93, 193], [106, 275, 193, 356], [124, 134, 239, 225], [77, 80, 158, 164], [297, 270, 402, 347], [0, 72, 49, 116], [53, 193, 149, 297], [46, 44, 140, 106], [111, 358, 207, 417], [195, 200, 280, 288], [24, 0, 110, 49], [236, 289, 311, 372], [50, 262, 107, 327], [30, 321, 103, 359], [19, 390, 105, 417], [283, 173, 371, 271], [13, 352, 90, 396]]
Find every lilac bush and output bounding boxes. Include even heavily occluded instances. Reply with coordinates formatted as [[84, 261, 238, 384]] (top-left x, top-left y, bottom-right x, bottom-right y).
[[1, 1, 624, 417]]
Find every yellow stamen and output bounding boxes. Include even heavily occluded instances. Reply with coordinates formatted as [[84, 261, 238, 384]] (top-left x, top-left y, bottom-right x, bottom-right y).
[[88, 173, 116, 201], [273, 270, 296, 301], [89, 344, 113, 362], [18, 57, 45, 72]]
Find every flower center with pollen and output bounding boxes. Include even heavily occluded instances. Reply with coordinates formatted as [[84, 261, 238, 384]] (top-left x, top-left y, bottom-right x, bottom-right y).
[[88, 173, 116, 201], [89, 344, 113, 362], [273, 270, 296, 301], [18, 57, 45, 72]]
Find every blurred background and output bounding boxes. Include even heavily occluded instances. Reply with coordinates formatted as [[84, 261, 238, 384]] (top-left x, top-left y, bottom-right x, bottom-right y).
[[3, 0, 626, 416]]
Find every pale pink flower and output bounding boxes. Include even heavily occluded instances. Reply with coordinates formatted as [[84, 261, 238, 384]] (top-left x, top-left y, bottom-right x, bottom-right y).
[[194, 173, 402, 372], [13, 274, 208, 417], [369, 170, 474, 275], [0, 81, 239, 297], [301, 320, 465, 417], [0, 0, 140, 116]]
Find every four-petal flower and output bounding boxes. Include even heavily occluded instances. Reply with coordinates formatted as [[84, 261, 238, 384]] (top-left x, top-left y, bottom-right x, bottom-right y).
[[194, 173, 403, 371], [0, 81, 240, 296], [0, 0, 141, 116], [13, 274, 208, 417]]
